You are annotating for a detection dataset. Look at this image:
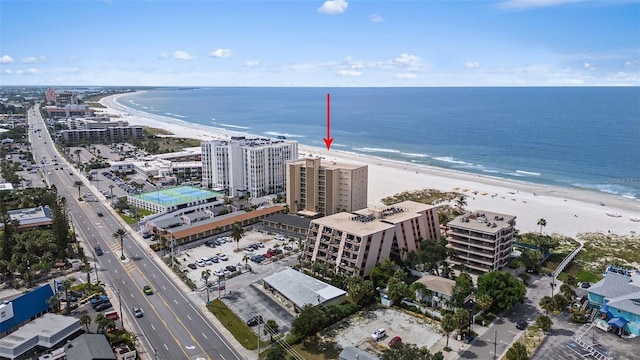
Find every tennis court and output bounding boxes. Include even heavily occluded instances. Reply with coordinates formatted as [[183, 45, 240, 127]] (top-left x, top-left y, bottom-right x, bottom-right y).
[[131, 186, 222, 206]]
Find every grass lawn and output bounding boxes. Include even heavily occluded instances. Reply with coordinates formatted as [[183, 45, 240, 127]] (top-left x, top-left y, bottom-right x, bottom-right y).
[[207, 299, 264, 350]]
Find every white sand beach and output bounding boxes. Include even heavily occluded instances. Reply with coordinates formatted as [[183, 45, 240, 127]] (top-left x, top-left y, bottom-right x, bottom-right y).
[[99, 93, 640, 239]]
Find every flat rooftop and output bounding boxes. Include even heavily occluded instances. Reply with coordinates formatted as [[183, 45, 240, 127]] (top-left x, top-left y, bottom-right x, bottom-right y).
[[129, 185, 221, 206], [448, 210, 516, 234], [263, 267, 346, 308]]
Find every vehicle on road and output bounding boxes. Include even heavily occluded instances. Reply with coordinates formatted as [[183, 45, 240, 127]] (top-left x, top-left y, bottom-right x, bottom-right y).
[[143, 285, 153, 295], [97, 212, 104, 217], [133, 307, 144, 318], [371, 328, 386, 341], [388, 336, 402, 347], [247, 315, 263, 327], [95, 246, 104, 256], [516, 320, 528, 330]]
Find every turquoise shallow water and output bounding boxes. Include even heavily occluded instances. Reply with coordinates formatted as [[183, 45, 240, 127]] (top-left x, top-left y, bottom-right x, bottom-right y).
[[117, 87, 640, 201]]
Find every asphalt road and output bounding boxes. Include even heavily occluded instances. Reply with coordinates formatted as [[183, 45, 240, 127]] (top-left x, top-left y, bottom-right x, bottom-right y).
[[28, 105, 245, 360]]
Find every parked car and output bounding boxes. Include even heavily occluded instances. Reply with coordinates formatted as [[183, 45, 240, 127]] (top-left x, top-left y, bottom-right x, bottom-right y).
[[143, 285, 153, 295], [95, 301, 113, 312], [247, 315, 264, 327], [516, 320, 528, 330], [195, 259, 205, 267], [372, 328, 386, 341], [388, 336, 402, 347], [256, 242, 265, 248], [213, 269, 224, 276], [90, 295, 109, 306], [581, 282, 591, 289], [209, 256, 219, 263], [219, 254, 228, 261], [225, 265, 237, 272], [133, 307, 144, 318], [187, 263, 197, 270]]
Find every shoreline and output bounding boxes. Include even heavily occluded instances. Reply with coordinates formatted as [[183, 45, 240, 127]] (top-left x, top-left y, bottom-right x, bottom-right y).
[[98, 93, 640, 238]]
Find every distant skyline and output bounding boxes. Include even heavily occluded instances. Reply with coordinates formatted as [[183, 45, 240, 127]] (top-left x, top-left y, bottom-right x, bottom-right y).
[[1, 0, 639, 87]]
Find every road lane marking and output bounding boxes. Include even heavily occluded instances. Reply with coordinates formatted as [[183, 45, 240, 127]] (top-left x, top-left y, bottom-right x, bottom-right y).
[[164, 343, 169, 351], [174, 299, 178, 305], [202, 333, 207, 339], [130, 293, 134, 298], [187, 315, 192, 321], [151, 324, 156, 331]]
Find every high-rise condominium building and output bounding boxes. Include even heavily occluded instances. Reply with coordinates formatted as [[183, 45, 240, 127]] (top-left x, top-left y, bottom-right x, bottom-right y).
[[201, 136, 298, 198], [286, 157, 368, 217], [446, 210, 516, 273], [302, 201, 441, 277]]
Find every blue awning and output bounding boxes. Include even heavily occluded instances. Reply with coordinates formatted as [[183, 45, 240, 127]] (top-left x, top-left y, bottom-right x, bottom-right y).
[[608, 317, 628, 328], [599, 304, 609, 313]]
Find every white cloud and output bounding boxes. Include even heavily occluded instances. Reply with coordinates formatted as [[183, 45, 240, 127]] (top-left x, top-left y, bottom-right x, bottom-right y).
[[624, 60, 637, 67], [337, 70, 361, 77], [244, 60, 260, 67], [397, 73, 418, 79], [583, 62, 596, 71], [15, 68, 41, 75], [209, 49, 233, 58], [0, 55, 14, 64], [318, 0, 348, 14], [497, 0, 585, 10], [64, 68, 82, 74], [370, 14, 383, 22], [3, 69, 12, 74], [22, 56, 46, 64], [159, 52, 168, 59], [465, 61, 480, 69], [392, 53, 419, 66], [173, 51, 197, 60]]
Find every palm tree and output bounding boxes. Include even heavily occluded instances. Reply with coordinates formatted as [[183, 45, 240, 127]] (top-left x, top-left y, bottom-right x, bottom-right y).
[[80, 314, 92, 333], [263, 319, 280, 343], [242, 254, 250, 269], [409, 281, 428, 303], [441, 313, 456, 351], [113, 228, 127, 258], [74, 181, 83, 200], [108, 184, 114, 204], [61, 277, 76, 311], [47, 293, 62, 313], [94, 313, 106, 333], [476, 293, 493, 314], [230, 221, 244, 250], [201, 269, 212, 303], [455, 196, 467, 212], [537, 218, 547, 235], [74, 148, 81, 164]]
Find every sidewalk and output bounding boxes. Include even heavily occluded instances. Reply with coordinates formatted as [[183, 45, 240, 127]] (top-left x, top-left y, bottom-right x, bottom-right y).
[[429, 322, 491, 360]]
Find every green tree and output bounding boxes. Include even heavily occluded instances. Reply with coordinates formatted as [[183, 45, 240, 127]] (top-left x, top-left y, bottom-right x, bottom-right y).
[[380, 343, 433, 360], [61, 277, 76, 311], [263, 319, 279, 342], [534, 235, 559, 256], [370, 258, 396, 289], [112, 228, 127, 259], [387, 276, 410, 304], [74, 148, 81, 164], [506, 342, 529, 360], [560, 283, 576, 302], [520, 250, 543, 272], [441, 313, 456, 350], [477, 271, 526, 311], [291, 304, 326, 337], [451, 272, 474, 307], [409, 281, 430, 303], [476, 293, 493, 313], [80, 314, 92, 333], [264, 344, 286, 360], [536, 315, 553, 332], [453, 309, 471, 337], [230, 221, 244, 250], [455, 196, 467, 212], [539, 296, 555, 315], [536, 218, 547, 235], [74, 180, 83, 199], [347, 276, 374, 306], [47, 293, 62, 313]]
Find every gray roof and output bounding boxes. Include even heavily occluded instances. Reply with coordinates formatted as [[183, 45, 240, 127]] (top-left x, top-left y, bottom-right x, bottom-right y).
[[6, 206, 52, 227], [589, 272, 639, 299], [339, 346, 379, 360], [0, 314, 80, 359], [66, 334, 116, 360], [263, 267, 346, 308], [264, 213, 312, 230]]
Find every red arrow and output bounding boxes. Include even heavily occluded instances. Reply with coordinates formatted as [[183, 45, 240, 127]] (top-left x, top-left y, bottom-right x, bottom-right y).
[[323, 93, 334, 150]]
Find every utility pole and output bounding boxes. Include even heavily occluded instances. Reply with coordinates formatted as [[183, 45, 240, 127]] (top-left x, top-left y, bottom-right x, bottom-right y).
[[118, 288, 124, 330], [493, 329, 497, 360]]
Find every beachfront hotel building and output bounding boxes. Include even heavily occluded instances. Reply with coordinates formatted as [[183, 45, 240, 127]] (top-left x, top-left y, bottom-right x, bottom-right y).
[[301, 201, 441, 277], [201, 136, 298, 198], [286, 157, 368, 217], [446, 210, 516, 273], [60, 117, 143, 145]]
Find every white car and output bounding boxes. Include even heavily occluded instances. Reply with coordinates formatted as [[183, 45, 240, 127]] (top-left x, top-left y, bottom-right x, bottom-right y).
[[371, 328, 386, 341], [195, 259, 205, 267], [219, 254, 229, 261], [213, 269, 224, 276]]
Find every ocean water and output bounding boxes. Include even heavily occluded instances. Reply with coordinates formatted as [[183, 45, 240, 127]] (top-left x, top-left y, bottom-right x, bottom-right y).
[[116, 87, 640, 201]]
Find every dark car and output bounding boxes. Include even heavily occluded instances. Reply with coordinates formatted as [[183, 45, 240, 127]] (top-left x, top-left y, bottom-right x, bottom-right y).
[[95, 246, 104, 256], [516, 320, 528, 330], [97, 212, 104, 217], [92, 298, 110, 309], [581, 282, 591, 289], [95, 301, 113, 312], [246, 315, 264, 327], [187, 263, 197, 270], [225, 265, 237, 272]]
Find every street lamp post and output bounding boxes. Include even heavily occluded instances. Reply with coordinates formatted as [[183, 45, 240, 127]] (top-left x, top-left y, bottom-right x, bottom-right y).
[[26, 259, 31, 288], [118, 288, 124, 330]]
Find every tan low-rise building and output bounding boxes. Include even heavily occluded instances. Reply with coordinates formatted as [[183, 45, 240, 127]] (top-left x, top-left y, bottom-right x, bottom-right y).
[[302, 201, 441, 277], [446, 210, 516, 273]]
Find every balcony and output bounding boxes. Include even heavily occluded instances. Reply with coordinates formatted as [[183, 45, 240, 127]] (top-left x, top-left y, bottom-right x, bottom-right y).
[[448, 236, 495, 251]]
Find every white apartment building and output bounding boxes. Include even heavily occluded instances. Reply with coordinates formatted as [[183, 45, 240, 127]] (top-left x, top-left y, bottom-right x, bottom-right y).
[[201, 136, 298, 198], [446, 210, 516, 273], [302, 201, 441, 277], [286, 157, 368, 217]]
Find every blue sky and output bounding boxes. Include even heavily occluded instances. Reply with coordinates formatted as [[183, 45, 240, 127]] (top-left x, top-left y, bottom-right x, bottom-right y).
[[1, 0, 638, 87]]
